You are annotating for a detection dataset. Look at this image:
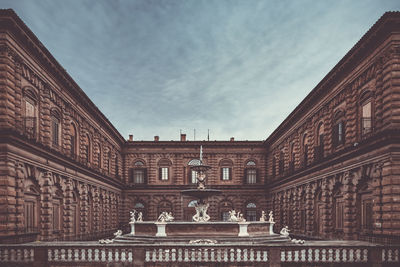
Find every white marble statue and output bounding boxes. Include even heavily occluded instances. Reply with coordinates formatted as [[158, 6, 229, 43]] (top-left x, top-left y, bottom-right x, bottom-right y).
[[228, 210, 238, 222], [130, 210, 137, 223], [260, 211, 266, 222], [280, 226, 290, 237], [238, 212, 246, 222], [114, 229, 122, 238], [137, 212, 143, 222], [158, 211, 174, 222], [193, 202, 210, 222], [268, 210, 274, 223]]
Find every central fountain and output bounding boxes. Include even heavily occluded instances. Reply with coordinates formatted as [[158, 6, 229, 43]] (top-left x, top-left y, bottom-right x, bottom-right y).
[[181, 145, 221, 222], [114, 146, 289, 245]]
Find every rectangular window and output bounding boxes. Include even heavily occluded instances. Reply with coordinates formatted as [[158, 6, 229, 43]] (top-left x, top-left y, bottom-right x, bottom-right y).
[[133, 169, 145, 184], [222, 211, 230, 222], [246, 169, 257, 184], [52, 120, 59, 146], [362, 198, 373, 230], [221, 167, 231, 180], [362, 102, 372, 135], [191, 170, 198, 184], [53, 202, 60, 231], [335, 199, 344, 230], [160, 167, 169, 180], [246, 210, 257, 221], [24, 200, 36, 233]]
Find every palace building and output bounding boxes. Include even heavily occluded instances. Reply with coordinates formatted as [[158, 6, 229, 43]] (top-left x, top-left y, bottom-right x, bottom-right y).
[[0, 9, 399, 245]]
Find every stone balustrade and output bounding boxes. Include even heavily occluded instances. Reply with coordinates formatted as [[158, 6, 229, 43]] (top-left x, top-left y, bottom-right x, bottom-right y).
[[0, 242, 398, 266]]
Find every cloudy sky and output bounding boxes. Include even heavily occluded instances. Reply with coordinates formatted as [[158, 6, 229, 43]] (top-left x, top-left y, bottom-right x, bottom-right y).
[[2, 0, 399, 141]]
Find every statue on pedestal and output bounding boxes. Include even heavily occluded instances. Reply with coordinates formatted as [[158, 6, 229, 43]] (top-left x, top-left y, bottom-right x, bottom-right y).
[[158, 211, 174, 222], [268, 211, 274, 223], [280, 226, 290, 237], [130, 210, 137, 223], [260, 211, 266, 222], [137, 212, 143, 222]]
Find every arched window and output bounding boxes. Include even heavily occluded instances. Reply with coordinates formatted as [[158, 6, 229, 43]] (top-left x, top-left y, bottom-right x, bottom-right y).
[[158, 159, 172, 181], [115, 155, 119, 178], [220, 159, 233, 181], [245, 202, 257, 221], [23, 88, 38, 139], [332, 111, 345, 147], [96, 143, 102, 168], [245, 160, 257, 184], [51, 109, 61, 148], [70, 123, 78, 158], [332, 185, 344, 236], [315, 122, 324, 161], [131, 160, 147, 184], [84, 134, 91, 163], [302, 134, 308, 167], [360, 90, 373, 136], [188, 159, 201, 184], [289, 143, 295, 173], [278, 150, 284, 174], [107, 149, 112, 174], [272, 156, 276, 177]]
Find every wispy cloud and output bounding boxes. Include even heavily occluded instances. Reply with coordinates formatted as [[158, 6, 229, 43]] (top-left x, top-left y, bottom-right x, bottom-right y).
[[3, 0, 400, 140]]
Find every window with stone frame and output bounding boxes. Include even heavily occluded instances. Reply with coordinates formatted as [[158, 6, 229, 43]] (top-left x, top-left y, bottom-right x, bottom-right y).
[[71, 191, 80, 236], [188, 159, 201, 184], [245, 160, 257, 184], [360, 90, 373, 136], [278, 150, 285, 174], [84, 134, 91, 163], [245, 202, 257, 221], [333, 189, 344, 232], [70, 123, 78, 158], [23, 89, 38, 139], [24, 185, 40, 233], [357, 182, 374, 233], [131, 161, 147, 184], [115, 155, 119, 178], [314, 122, 324, 162], [158, 159, 172, 181], [302, 134, 309, 167], [51, 110, 61, 148], [106, 150, 112, 174], [52, 190, 63, 233], [289, 143, 296, 174], [96, 144, 102, 169], [220, 159, 233, 181], [332, 110, 345, 147]]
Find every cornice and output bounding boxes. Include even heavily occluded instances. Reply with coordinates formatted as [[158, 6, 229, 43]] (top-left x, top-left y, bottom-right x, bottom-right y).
[[124, 140, 265, 149], [0, 9, 125, 144], [264, 11, 400, 146]]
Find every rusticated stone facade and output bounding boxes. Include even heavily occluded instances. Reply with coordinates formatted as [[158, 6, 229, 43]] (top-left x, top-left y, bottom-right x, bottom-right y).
[[0, 9, 400, 244]]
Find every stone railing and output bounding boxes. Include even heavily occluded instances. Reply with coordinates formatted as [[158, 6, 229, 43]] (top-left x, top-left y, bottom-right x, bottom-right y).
[[0, 243, 399, 266]]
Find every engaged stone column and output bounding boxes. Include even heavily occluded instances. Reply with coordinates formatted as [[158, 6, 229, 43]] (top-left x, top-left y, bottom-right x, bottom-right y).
[[40, 171, 53, 240], [305, 184, 314, 236], [343, 171, 356, 240], [321, 179, 331, 237]]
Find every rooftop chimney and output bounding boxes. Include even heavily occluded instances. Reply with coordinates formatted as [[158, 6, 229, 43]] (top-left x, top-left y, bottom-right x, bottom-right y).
[[154, 136, 159, 142], [181, 134, 186, 141], [230, 137, 234, 142], [128, 135, 133, 141]]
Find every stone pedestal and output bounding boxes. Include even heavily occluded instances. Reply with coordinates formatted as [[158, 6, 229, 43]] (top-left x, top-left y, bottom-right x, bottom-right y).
[[269, 222, 275, 235], [155, 222, 167, 237], [129, 222, 135, 235], [238, 222, 250, 237]]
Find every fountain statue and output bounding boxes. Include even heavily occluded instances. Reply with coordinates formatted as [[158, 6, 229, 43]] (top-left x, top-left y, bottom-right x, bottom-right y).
[[181, 145, 221, 222]]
